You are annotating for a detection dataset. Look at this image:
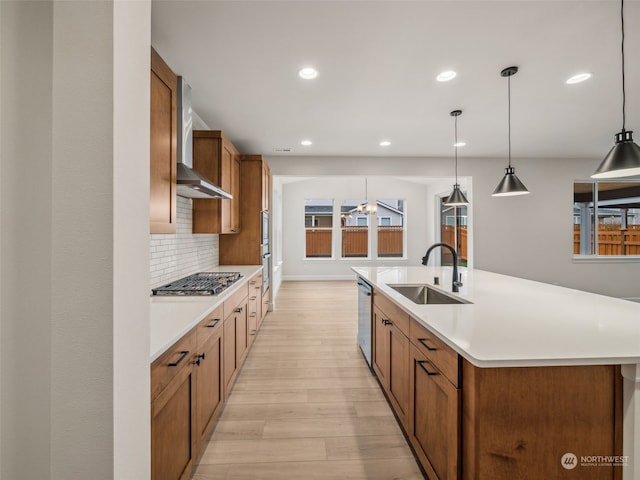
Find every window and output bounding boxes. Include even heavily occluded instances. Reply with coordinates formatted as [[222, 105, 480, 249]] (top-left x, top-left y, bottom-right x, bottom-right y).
[[574, 181, 640, 256], [440, 199, 468, 266], [305, 199, 333, 258], [377, 199, 404, 258], [341, 199, 367, 257]]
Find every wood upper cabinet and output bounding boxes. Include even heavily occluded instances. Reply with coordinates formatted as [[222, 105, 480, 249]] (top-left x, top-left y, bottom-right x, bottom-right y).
[[150, 48, 177, 234], [219, 155, 272, 265], [192, 131, 241, 234], [151, 330, 196, 480]]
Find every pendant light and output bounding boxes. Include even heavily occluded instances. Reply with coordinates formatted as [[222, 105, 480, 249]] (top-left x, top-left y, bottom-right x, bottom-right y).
[[592, 0, 640, 178], [445, 110, 469, 206], [356, 177, 376, 215], [492, 66, 530, 197]]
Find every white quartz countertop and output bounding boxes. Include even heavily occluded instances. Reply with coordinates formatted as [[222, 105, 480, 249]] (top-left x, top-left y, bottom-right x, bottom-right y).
[[150, 265, 262, 362], [353, 266, 640, 368]]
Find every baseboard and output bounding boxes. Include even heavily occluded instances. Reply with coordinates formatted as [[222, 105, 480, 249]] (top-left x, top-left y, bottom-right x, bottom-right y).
[[281, 274, 357, 281]]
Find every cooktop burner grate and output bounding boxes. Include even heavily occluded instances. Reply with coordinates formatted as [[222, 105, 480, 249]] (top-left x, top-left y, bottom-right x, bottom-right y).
[[152, 272, 243, 296]]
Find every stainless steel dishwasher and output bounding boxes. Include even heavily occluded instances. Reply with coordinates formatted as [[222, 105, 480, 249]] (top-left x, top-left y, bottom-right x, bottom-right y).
[[357, 277, 373, 367]]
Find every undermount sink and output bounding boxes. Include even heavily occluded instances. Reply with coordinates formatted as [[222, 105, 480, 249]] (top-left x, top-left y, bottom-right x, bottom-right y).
[[388, 284, 471, 305]]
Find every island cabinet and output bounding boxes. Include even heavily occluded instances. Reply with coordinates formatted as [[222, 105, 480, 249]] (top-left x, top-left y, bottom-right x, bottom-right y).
[[150, 48, 177, 234], [222, 281, 250, 393], [372, 292, 623, 480], [409, 318, 460, 480], [192, 130, 241, 234], [372, 289, 411, 430], [151, 330, 196, 480]]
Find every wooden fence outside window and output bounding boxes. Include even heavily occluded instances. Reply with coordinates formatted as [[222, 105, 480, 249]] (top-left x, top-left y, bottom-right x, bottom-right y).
[[305, 226, 404, 258], [574, 224, 640, 255]]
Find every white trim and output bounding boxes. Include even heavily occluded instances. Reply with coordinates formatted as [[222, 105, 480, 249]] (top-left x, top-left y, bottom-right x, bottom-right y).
[[572, 255, 640, 263]]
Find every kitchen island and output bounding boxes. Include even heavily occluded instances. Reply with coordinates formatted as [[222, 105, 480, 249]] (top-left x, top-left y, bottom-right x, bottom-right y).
[[353, 266, 640, 480]]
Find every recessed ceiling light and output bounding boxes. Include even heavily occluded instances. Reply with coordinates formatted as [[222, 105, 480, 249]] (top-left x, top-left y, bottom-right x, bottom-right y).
[[566, 72, 592, 84], [436, 70, 457, 82], [299, 67, 318, 80], [453, 141, 466, 147], [379, 140, 391, 147], [301, 140, 312, 146]]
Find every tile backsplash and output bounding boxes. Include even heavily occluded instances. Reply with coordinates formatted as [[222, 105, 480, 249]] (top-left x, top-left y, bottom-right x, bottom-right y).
[[150, 196, 219, 289]]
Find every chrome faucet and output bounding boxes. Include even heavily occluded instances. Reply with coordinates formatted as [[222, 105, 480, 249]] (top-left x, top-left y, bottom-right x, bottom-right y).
[[421, 242, 462, 293]]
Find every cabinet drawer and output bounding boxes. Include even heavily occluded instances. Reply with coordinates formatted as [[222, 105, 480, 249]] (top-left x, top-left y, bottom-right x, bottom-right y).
[[410, 318, 459, 387], [373, 289, 410, 337], [223, 282, 250, 318], [196, 305, 224, 349], [151, 329, 196, 401]]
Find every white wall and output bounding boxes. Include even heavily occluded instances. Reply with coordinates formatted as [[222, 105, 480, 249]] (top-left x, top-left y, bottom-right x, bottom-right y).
[[1, 2, 151, 479], [268, 155, 640, 300]]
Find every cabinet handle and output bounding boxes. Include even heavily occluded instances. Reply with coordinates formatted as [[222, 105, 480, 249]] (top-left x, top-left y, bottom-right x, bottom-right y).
[[250, 296, 257, 300], [382, 319, 392, 326], [250, 313, 257, 317], [418, 338, 437, 351], [168, 351, 189, 367], [193, 353, 206, 366], [417, 360, 438, 376], [235, 306, 243, 313], [206, 319, 221, 328]]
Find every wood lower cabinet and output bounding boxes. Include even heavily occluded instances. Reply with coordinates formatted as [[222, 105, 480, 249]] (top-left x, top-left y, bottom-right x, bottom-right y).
[[192, 131, 241, 234], [372, 293, 410, 429], [222, 281, 250, 393], [370, 291, 623, 480], [409, 343, 460, 480], [150, 48, 177, 234], [151, 331, 196, 480], [193, 306, 224, 451]]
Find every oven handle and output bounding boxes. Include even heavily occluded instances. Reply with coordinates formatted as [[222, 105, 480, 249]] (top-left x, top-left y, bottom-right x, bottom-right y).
[[262, 253, 271, 259]]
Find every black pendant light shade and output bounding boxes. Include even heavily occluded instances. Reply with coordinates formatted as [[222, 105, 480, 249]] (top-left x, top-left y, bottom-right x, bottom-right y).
[[592, 0, 640, 179], [446, 184, 469, 205], [492, 66, 530, 197], [444, 109, 469, 206], [492, 166, 530, 196], [592, 130, 640, 178]]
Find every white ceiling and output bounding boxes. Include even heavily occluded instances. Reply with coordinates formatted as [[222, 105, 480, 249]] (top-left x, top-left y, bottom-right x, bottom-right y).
[[151, 0, 640, 161]]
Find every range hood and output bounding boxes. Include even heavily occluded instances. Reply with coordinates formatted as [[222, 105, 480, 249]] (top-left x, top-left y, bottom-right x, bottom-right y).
[[176, 77, 232, 200]]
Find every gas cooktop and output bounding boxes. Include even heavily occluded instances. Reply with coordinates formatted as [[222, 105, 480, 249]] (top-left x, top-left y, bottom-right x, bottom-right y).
[[152, 272, 243, 296]]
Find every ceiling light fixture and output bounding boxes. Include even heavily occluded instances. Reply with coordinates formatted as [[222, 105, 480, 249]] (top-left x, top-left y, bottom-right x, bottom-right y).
[[301, 140, 312, 146], [592, 0, 640, 179], [445, 110, 469, 206], [492, 66, 530, 197], [298, 67, 318, 80], [356, 177, 377, 215], [379, 140, 391, 147], [437, 70, 457, 82], [566, 72, 592, 84]]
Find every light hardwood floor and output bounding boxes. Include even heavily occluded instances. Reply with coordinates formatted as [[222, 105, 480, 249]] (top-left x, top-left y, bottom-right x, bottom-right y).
[[192, 281, 424, 480]]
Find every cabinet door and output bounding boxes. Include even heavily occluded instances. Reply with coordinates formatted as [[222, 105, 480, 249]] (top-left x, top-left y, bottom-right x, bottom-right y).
[[151, 364, 195, 480], [220, 144, 233, 233], [372, 305, 389, 386], [150, 48, 177, 234], [194, 329, 224, 449], [235, 301, 249, 365], [387, 323, 410, 429], [223, 314, 237, 394], [261, 161, 271, 212], [410, 344, 460, 480]]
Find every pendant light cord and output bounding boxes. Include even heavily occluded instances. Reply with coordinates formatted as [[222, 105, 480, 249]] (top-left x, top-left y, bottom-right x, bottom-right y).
[[454, 115, 459, 184], [507, 74, 512, 168], [621, 0, 626, 131]]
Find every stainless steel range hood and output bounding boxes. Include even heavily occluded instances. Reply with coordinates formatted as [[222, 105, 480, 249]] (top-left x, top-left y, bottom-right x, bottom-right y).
[[176, 77, 232, 200]]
